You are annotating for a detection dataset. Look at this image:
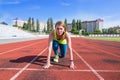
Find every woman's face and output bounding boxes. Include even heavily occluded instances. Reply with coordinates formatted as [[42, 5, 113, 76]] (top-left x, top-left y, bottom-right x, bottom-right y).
[[56, 25, 65, 35]]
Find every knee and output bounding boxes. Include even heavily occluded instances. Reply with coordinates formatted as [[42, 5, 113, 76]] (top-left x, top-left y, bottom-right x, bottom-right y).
[[60, 54, 66, 58]]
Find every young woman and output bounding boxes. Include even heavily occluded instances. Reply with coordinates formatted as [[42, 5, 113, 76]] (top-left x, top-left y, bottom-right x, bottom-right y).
[[43, 21, 74, 69]]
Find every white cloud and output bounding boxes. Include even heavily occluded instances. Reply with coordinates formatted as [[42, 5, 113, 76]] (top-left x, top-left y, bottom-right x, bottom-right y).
[[61, 2, 70, 6], [0, 1, 20, 5], [29, 6, 41, 10], [67, 12, 99, 21], [104, 20, 120, 28], [64, 0, 99, 1], [101, 14, 120, 28]]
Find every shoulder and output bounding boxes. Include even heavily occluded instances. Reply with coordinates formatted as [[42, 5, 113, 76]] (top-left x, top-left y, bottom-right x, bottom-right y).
[[49, 31, 54, 37], [65, 32, 70, 36], [65, 32, 71, 38]]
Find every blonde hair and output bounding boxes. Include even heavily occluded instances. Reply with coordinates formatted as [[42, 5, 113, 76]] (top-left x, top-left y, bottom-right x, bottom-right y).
[[55, 21, 66, 40], [55, 21, 67, 32]]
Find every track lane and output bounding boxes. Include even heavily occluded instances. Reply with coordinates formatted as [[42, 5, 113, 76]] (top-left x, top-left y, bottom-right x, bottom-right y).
[[72, 38, 120, 80], [0, 37, 120, 80], [0, 39, 46, 54]]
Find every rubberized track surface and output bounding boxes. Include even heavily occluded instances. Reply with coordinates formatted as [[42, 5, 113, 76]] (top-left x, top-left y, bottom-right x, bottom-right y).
[[0, 37, 120, 80]]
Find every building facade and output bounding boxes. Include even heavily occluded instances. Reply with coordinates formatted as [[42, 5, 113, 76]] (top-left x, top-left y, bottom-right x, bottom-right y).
[[67, 19, 104, 32], [82, 19, 103, 32], [13, 18, 27, 27]]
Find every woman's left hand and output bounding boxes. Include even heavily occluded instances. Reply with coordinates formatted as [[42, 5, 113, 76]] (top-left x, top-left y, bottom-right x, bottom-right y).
[[70, 61, 75, 69]]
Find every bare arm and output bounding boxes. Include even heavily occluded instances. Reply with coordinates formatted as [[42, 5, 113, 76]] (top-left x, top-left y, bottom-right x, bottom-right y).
[[47, 32, 53, 63], [43, 31, 53, 69], [66, 32, 73, 61], [65, 33, 74, 69], [66, 32, 74, 69]]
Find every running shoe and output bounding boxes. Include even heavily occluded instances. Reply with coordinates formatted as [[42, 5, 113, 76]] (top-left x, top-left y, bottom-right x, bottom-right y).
[[53, 55, 59, 62]]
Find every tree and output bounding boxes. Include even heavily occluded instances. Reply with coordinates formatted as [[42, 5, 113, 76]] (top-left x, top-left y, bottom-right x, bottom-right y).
[[27, 17, 32, 31], [76, 20, 79, 30], [50, 18, 54, 31], [72, 19, 77, 30], [78, 20, 82, 30], [22, 23, 28, 30], [64, 18, 68, 31], [47, 19, 50, 33], [43, 26, 46, 33], [76, 20, 82, 31], [71, 19, 77, 33], [32, 18, 35, 32], [46, 18, 54, 33], [36, 19, 40, 32]]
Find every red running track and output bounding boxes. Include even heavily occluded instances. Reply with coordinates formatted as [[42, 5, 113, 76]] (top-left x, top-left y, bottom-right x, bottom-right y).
[[0, 38, 120, 80]]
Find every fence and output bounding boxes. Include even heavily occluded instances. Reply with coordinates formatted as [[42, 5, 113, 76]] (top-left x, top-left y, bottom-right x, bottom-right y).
[[89, 34, 120, 37]]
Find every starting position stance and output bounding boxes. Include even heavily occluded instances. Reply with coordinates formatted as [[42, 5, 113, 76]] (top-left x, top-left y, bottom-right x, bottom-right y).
[[43, 21, 74, 69]]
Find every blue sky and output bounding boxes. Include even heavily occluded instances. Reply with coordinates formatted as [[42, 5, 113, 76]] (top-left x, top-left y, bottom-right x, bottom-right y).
[[0, 0, 120, 28]]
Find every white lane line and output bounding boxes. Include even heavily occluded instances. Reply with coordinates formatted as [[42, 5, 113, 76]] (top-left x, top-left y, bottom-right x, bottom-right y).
[[15, 69, 120, 72], [0, 68, 21, 70], [10, 47, 47, 80], [1, 68, 120, 72], [95, 70, 120, 72], [73, 49, 104, 80], [18, 69, 120, 72], [0, 42, 41, 55]]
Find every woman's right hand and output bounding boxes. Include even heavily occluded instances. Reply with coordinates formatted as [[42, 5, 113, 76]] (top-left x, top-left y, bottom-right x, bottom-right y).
[[43, 63, 52, 69]]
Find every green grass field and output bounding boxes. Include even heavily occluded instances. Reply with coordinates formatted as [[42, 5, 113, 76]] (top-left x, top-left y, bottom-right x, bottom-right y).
[[85, 37, 120, 42]]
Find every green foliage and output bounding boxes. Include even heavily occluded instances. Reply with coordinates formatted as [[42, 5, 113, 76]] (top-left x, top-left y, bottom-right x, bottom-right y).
[[71, 28, 76, 33], [27, 17, 32, 31], [108, 28, 117, 34], [82, 31, 89, 35], [45, 31, 51, 34], [93, 29, 102, 34], [71, 19, 83, 34], [72, 19, 77, 31], [64, 18, 68, 31], [36, 19, 40, 32], [32, 18, 35, 31], [73, 31, 79, 34], [13, 24, 17, 27], [43, 26, 46, 32], [76, 20, 82, 31], [46, 18, 54, 33], [86, 37, 120, 42], [22, 23, 28, 30]]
